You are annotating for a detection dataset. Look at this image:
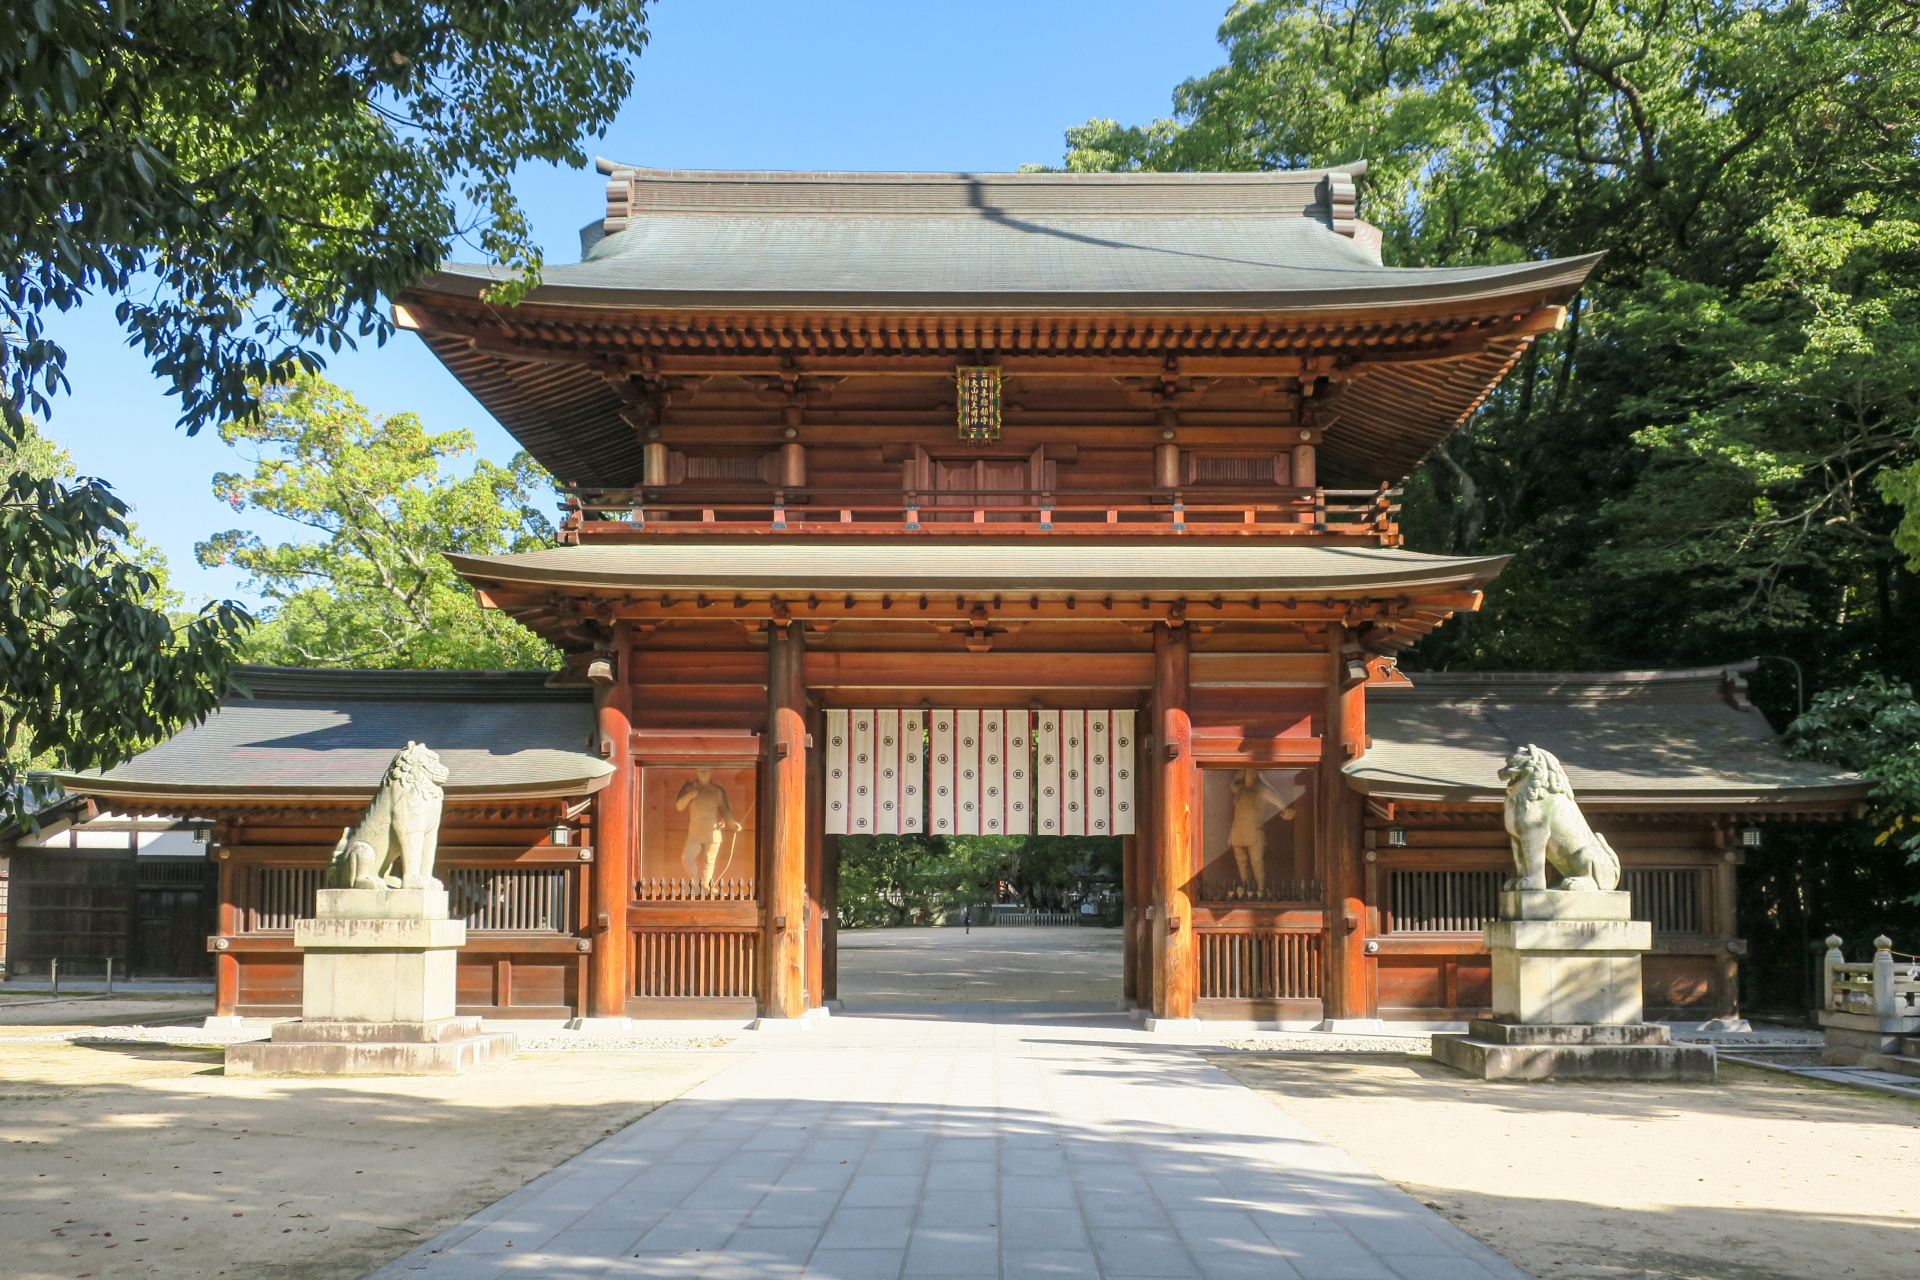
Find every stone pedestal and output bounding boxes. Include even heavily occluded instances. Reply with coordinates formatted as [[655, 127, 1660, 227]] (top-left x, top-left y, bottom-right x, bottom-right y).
[[1433, 890, 1715, 1081], [1817, 1009, 1920, 1070], [225, 888, 514, 1076]]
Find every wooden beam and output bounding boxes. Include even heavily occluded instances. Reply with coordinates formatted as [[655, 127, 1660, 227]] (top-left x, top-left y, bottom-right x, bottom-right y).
[[801, 651, 1153, 689]]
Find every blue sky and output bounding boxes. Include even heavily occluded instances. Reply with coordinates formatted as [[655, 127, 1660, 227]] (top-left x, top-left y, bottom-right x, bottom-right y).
[[37, 0, 1232, 606]]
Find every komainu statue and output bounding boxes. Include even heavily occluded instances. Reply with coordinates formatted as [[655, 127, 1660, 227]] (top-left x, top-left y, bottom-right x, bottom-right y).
[[326, 742, 451, 891], [1498, 744, 1621, 892]]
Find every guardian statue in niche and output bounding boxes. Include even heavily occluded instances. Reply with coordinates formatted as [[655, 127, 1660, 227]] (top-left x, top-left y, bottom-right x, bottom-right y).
[[1228, 769, 1295, 891], [325, 742, 451, 891], [677, 768, 742, 885], [1498, 744, 1621, 892]]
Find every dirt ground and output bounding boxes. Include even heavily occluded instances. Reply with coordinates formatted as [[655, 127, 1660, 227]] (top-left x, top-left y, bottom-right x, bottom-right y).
[[836, 924, 1123, 1004], [0, 994, 216, 1028], [0, 1033, 738, 1280], [1217, 1053, 1920, 1280]]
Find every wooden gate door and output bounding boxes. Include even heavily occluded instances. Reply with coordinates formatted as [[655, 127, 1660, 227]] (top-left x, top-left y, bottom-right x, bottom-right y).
[[131, 858, 218, 977]]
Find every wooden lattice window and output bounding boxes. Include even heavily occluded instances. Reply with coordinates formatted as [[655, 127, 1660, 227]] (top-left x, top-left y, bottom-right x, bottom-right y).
[[1625, 869, 1705, 935], [1198, 931, 1322, 1000], [1385, 870, 1503, 933]]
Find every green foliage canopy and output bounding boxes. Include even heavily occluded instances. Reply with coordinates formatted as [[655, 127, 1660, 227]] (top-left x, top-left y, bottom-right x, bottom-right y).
[[2, 0, 651, 439], [197, 375, 559, 669], [1054, 0, 1920, 981], [1, 424, 250, 825]]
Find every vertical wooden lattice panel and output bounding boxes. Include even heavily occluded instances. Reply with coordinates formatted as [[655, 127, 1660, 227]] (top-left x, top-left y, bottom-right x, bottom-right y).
[[1624, 869, 1705, 936], [634, 930, 760, 999], [1385, 870, 1503, 933], [1198, 931, 1322, 1000]]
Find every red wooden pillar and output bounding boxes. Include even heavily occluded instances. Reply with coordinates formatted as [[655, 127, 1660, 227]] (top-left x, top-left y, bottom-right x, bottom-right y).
[[590, 626, 634, 1020], [213, 820, 238, 1015], [1322, 624, 1369, 1022], [765, 620, 808, 1019], [1153, 621, 1196, 1021], [804, 700, 825, 1010]]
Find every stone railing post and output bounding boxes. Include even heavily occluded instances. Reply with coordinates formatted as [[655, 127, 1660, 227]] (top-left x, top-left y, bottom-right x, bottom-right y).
[[1872, 936, 1896, 1020], [1822, 935, 1844, 1011]]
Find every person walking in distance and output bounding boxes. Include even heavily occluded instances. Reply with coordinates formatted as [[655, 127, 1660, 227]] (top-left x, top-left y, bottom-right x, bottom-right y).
[[964, 907, 973, 935]]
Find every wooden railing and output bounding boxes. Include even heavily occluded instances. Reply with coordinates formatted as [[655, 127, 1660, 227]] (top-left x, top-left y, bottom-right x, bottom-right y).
[[634, 877, 758, 903], [1197, 878, 1323, 905], [237, 865, 574, 934], [634, 929, 760, 999], [560, 485, 1401, 543], [1198, 930, 1323, 1001]]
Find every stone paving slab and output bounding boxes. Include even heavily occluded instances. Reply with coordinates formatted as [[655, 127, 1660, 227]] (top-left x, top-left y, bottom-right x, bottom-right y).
[[369, 1008, 1528, 1280]]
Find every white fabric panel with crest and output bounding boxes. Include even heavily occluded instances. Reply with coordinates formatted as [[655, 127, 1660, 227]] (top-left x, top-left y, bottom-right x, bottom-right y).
[[826, 708, 1129, 836], [928, 710, 957, 836]]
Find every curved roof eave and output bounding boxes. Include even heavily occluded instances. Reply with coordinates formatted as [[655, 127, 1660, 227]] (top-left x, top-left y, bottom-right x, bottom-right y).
[[412, 252, 1602, 318], [444, 544, 1512, 597], [51, 770, 613, 805]]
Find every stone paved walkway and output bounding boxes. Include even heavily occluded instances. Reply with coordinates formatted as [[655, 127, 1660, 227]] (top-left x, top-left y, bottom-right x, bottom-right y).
[[370, 1006, 1527, 1280]]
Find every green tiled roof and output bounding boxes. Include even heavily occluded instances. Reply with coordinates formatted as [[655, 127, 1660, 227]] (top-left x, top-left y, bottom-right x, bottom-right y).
[[59, 667, 612, 803], [420, 165, 1600, 310], [1350, 665, 1867, 808]]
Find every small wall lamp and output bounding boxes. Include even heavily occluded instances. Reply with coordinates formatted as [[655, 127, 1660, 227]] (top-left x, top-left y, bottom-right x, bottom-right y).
[[550, 823, 572, 847], [1739, 827, 1763, 848], [1385, 828, 1408, 848]]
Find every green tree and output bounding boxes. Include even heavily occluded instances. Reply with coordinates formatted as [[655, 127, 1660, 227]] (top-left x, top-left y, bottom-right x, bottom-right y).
[[2, 1, 651, 440], [2, 423, 250, 824], [197, 375, 558, 669], [1, 2, 647, 823], [1052, 0, 1920, 1002], [1052, 0, 1920, 694]]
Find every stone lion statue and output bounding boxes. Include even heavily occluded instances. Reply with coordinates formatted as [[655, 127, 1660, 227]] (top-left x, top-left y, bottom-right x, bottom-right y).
[[1498, 744, 1621, 892], [326, 742, 451, 891]]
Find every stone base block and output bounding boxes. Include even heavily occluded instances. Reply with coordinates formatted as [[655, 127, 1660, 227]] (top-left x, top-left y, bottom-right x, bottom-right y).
[[1433, 1021, 1715, 1081], [1816, 1009, 1920, 1067], [1499, 889, 1632, 921], [1489, 929, 1649, 1026], [315, 887, 449, 920], [225, 1017, 513, 1075], [302, 946, 458, 1023], [1465, 1018, 1672, 1046], [271, 1016, 487, 1044]]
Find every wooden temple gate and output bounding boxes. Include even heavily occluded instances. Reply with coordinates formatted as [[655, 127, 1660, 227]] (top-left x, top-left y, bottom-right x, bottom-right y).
[[61, 163, 1863, 1025]]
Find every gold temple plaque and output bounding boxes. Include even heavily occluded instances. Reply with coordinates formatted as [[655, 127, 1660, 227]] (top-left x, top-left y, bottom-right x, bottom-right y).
[[955, 365, 1003, 441]]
